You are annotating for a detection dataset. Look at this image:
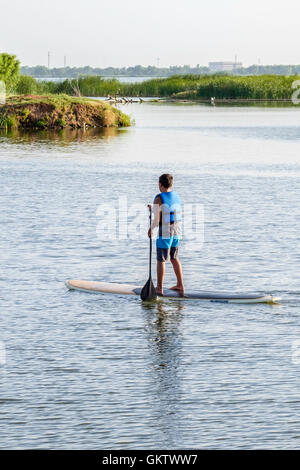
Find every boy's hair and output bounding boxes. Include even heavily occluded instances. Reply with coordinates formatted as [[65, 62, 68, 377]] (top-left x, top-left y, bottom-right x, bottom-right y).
[[159, 173, 173, 189]]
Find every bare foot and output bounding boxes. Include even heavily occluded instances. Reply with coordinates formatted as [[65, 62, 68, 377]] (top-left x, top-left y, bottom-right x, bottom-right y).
[[156, 287, 164, 296], [169, 285, 185, 296]]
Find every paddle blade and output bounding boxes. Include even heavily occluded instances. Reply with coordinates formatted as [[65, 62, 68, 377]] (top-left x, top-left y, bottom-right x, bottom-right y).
[[140, 277, 157, 301]]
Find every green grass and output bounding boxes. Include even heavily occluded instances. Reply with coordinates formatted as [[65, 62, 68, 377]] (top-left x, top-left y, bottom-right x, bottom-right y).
[[195, 75, 298, 100], [7, 74, 300, 103], [5, 93, 103, 106], [30, 74, 299, 101]]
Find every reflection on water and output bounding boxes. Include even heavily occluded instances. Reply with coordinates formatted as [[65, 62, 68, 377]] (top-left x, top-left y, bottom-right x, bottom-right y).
[[142, 301, 185, 447], [0, 126, 128, 146], [142, 300, 184, 371]]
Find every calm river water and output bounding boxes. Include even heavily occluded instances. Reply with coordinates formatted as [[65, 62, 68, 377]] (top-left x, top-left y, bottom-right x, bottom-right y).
[[0, 102, 300, 449]]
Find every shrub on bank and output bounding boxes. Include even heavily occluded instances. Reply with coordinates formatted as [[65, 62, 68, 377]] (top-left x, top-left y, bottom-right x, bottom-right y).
[[15, 75, 39, 95]]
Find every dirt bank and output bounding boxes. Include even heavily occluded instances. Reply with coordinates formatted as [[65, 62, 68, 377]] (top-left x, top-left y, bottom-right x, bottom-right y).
[[0, 94, 131, 129]]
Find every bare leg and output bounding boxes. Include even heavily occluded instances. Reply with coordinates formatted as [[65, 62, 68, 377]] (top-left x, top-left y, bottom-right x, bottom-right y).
[[156, 261, 166, 295], [170, 258, 184, 295]]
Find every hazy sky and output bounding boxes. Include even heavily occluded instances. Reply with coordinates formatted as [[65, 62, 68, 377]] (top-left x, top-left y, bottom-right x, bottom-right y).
[[1, 0, 299, 68]]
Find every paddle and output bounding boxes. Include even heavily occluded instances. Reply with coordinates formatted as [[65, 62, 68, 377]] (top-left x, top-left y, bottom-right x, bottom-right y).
[[140, 204, 157, 301]]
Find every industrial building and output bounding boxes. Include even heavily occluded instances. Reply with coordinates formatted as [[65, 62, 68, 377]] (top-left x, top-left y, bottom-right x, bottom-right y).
[[209, 61, 243, 72]]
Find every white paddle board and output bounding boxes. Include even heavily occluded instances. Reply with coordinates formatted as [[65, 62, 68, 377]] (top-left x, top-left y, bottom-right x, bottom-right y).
[[65, 280, 280, 304]]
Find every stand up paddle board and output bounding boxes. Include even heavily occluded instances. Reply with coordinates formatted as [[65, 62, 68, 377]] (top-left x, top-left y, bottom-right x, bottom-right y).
[[65, 280, 280, 304]]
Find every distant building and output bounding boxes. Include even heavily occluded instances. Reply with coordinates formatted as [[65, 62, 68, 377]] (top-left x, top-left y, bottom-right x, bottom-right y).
[[209, 61, 243, 72]]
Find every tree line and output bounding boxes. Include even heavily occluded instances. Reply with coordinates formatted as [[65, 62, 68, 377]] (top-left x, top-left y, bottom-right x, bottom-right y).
[[21, 64, 300, 78]]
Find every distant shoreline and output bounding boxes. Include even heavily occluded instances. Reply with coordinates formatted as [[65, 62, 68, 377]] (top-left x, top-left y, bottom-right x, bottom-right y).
[[21, 63, 300, 79], [162, 98, 296, 104], [33, 76, 157, 84]]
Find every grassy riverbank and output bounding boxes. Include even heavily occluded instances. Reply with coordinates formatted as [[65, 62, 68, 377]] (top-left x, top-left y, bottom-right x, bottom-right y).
[[31, 74, 299, 101], [0, 94, 131, 130], [1, 53, 299, 103]]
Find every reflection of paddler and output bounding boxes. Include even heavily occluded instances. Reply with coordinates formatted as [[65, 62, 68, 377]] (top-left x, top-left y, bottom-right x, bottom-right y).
[[141, 297, 184, 442]]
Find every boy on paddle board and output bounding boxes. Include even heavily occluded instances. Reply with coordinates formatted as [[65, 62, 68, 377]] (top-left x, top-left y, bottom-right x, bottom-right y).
[[148, 174, 184, 296]]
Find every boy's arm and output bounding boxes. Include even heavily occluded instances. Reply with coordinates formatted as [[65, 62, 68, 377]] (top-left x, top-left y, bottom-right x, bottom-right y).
[[148, 195, 161, 236]]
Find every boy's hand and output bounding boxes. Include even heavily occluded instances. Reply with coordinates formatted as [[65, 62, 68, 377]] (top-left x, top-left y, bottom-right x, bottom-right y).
[[148, 227, 153, 238]]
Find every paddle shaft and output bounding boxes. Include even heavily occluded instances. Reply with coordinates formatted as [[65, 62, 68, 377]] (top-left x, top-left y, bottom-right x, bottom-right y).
[[140, 205, 157, 301], [148, 204, 152, 278]]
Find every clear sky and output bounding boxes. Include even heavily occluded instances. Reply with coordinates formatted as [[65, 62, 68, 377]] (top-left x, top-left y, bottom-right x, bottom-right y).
[[1, 0, 299, 68]]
